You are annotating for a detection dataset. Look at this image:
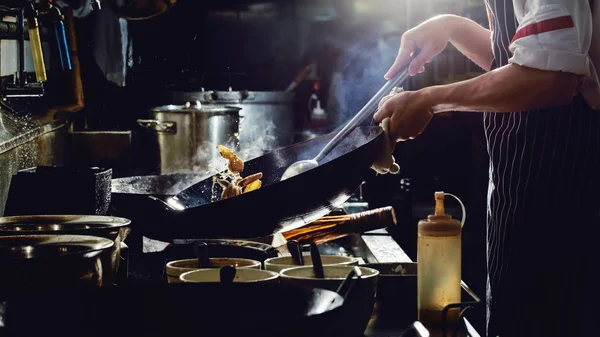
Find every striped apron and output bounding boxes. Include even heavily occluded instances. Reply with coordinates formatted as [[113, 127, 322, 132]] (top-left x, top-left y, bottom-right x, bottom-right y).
[[484, 1, 600, 336]]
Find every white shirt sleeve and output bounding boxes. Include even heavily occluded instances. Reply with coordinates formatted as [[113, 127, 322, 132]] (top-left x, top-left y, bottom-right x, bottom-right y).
[[509, 0, 593, 76]]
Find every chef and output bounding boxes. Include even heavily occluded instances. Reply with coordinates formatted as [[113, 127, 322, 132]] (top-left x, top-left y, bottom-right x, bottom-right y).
[[374, 1, 600, 336]]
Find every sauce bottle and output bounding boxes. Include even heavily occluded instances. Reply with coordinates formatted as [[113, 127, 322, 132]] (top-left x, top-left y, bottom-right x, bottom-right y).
[[417, 191, 463, 326]]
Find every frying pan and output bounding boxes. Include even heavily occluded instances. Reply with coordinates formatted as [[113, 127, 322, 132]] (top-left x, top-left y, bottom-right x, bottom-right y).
[[0, 283, 347, 337], [119, 126, 386, 242]]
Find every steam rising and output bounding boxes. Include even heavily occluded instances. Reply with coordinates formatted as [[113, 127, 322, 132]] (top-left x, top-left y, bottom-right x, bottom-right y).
[[326, 27, 396, 129], [158, 118, 279, 195]]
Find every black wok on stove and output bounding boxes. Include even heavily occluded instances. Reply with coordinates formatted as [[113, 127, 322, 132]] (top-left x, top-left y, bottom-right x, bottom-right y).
[[113, 126, 385, 241], [0, 283, 347, 337]]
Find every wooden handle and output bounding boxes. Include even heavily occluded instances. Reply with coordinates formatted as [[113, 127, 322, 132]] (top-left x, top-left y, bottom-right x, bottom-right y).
[[282, 206, 397, 245]]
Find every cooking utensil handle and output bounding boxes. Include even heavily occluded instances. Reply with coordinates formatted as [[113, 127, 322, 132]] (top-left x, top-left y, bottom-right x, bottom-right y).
[[282, 206, 397, 245], [335, 266, 362, 300], [313, 57, 414, 163], [400, 322, 430, 337], [137, 119, 176, 133], [310, 242, 324, 278]]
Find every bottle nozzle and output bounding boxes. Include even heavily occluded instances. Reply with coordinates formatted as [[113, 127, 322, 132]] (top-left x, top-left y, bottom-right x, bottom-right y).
[[434, 191, 445, 216]]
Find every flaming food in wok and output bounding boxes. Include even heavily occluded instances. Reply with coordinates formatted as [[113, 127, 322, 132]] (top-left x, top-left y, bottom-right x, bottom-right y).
[[215, 145, 263, 200]]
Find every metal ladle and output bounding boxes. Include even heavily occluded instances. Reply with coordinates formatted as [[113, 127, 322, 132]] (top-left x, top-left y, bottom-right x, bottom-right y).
[[280, 62, 413, 181]]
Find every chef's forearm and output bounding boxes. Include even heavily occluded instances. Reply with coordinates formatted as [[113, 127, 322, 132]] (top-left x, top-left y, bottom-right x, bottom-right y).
[[445, 15, 494, 71], [420, 64, 583, 114]]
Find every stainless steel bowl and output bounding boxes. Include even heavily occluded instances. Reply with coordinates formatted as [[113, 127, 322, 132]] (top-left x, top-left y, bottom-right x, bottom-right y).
[[0, 234, 114, 288], [0, 215, 131, 286]]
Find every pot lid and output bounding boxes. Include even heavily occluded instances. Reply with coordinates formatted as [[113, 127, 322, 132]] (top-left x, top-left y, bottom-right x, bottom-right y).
[[0, 215, 131, 234], [0, 234, 114, 260]]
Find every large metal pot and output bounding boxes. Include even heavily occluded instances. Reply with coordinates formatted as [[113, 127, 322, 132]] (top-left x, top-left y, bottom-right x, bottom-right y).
[[137, 104, 241, 175], [0, 234, 114, 288], [0, 215, 131, 286], [167, 90, 294, 160]]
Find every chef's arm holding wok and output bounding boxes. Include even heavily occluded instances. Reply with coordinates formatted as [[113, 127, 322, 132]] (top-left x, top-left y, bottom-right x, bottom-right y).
[[375, 0, 592, 143], [384, 14, 494, 79], [375, 64, 582, 141]]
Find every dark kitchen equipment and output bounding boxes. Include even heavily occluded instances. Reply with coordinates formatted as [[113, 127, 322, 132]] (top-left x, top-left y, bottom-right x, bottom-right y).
[[112, 173, 207, 197], [169, 238, 279, 262], [104, 0, 177, 20], [130, 125, 386, 241], [194, 241, 211, 267], [280, 265, 379, 337], [0, 215, 131, 286], [0, 280, 359, 337], [219, 265, 236, 284], [363, 262, 418, 322], [287, 240, 304, 266], [4, 166, 112, 216], [166, 90, 295, 158], [310, 242, 325, 278], [137, 103, 241, 175], [110, 173, 208, 252], [0, 234, 114, 289]]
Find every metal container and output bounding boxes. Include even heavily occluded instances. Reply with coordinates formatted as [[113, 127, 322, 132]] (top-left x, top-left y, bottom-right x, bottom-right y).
[[0, 234, 114, 288], [5, 166, 113, 217], [137, 104, 241, 175], [168, 90, 294, 160], [0, 215, 131, 286]]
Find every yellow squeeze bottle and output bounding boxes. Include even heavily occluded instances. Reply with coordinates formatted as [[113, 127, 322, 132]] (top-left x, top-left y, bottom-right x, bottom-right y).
[[417, 191, 462, 326]]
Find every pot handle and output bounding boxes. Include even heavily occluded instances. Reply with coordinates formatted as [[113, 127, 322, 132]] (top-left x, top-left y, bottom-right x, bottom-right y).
[[137, 119, 176, 134], [335, 266, 362, 300]]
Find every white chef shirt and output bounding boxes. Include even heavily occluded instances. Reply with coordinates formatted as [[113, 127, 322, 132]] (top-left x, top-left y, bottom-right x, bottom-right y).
[[508, 0, 600, 109]]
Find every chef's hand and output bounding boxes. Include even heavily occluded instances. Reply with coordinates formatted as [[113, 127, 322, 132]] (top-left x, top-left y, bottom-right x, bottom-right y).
[[374, 90, 434, 142], [370, 88, 405, 175], [371, 117, 401, 175], [385, 15, 454, 79]]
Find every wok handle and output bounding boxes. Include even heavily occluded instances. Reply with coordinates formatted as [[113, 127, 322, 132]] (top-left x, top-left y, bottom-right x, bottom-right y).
[[335, 266, 362, 300], [137, 119, 176, 134], [282, 206, 397, 245], [312, 58, 414, 163]]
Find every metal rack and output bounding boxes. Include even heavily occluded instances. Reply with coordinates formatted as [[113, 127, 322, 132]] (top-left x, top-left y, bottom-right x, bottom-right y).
[[441, 280, 483, 337], [0, 2, 45, 99]]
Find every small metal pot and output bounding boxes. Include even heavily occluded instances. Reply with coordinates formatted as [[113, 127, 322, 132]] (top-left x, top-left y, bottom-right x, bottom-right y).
[[0, 215, 131, 286], [0, 234, 114, 288], [137, 103, 241, 175]]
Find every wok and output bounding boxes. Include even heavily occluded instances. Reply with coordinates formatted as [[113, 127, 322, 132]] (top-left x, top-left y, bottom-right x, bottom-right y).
[[0, 283, 347, 337], [126, 126, 386, 241], [111, 173, 208, 197], [110, 173, 207, 216]]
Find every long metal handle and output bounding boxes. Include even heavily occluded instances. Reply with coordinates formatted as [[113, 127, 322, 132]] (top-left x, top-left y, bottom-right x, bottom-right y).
[[312, 64, 412, 163]]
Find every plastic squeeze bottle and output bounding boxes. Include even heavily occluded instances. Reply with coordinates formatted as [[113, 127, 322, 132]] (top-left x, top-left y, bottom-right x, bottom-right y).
[[417, 191, 463, 326]]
